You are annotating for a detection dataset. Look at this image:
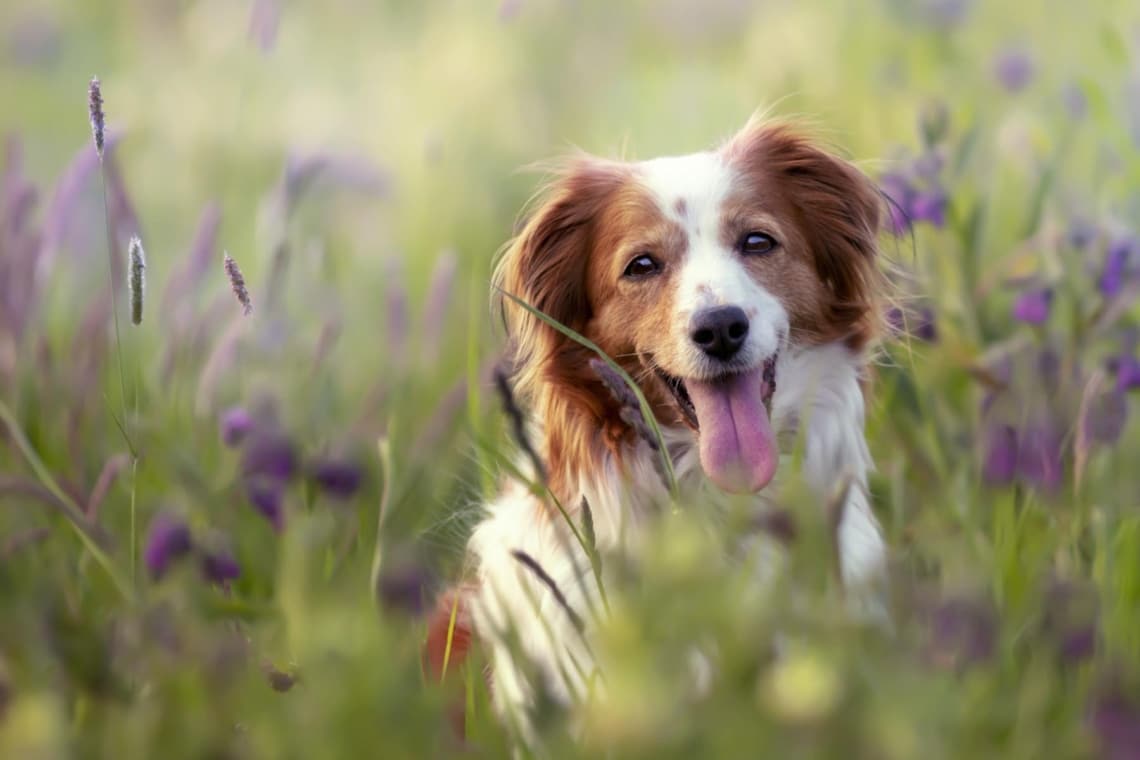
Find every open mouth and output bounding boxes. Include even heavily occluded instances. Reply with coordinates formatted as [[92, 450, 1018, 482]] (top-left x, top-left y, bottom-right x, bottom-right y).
[[657, 369, 698, 428], [655, 354, 779, 431], [652, 354, 780, 494]]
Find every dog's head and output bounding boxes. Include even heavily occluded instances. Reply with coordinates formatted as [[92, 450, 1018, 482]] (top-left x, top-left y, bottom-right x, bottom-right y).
[[495, 119, 884, 495]]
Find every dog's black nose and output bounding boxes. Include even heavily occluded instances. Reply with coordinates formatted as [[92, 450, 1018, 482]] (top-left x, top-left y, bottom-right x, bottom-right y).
[[690, 306, 749, 360]]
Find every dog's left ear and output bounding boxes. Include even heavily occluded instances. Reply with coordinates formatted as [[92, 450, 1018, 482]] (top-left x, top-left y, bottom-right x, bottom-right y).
[[492, 156, 632, 496], [724, 121, 885, 348], [493, 155, 629, 376]]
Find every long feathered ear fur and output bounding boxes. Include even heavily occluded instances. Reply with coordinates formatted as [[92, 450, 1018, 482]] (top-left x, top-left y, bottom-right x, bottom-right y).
[[491, 156, 631, 498], [723, 120, 888, 352]]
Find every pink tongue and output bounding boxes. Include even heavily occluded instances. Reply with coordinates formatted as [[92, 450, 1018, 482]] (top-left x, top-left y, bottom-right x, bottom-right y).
[[686, 366, 777, 493]]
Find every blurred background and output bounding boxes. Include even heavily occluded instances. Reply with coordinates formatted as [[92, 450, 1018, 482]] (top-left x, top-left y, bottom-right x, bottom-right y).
[[2, 0, 1140, 757]]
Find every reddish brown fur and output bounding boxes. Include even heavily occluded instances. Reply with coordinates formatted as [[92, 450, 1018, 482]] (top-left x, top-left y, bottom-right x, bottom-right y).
[[494, 159, 685, 503]]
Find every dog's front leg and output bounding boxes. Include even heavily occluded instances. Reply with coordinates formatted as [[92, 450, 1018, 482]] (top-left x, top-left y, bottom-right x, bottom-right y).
[[777, 346, 888, 606], [800, 380, 889, 625], [467, 487, 605, 745]]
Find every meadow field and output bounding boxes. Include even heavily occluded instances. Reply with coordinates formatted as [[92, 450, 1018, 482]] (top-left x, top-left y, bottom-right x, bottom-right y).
[[2, 0, 1140, 757]]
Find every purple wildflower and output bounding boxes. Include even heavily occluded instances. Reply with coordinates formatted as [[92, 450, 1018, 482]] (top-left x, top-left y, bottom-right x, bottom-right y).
[[219, 407, 255, 447], [1059, 627, 1096, 662], [982, 423, 1018, 485], [377, 558, 431, 617], [1043, 580, 1098, 664], [1016, 421, 1065, 491], [994, 47, 1035, 93], [1100, 237, 1135, 297], [144, 513, 192, 580], [1011, 287, 1053, 324], [886, 201, 911, 236], [241, 432, 297, 482], [880, 173, 914, 235], [886, 306, 906, 334], [888, 306, 938, 342], [1088, 681, 1140, 760], [909, 190, 947, 227], [880, 171, 913, 198], [309, 459, 363, 500], [914, 307, 939, 342], [912, 150, 946, 180], [199, 548, 241, 585], [927, 597, 996, 670], [246, 479, 285, 532], [1115, 355, 1140, 391], [879, 166, 948, 234]]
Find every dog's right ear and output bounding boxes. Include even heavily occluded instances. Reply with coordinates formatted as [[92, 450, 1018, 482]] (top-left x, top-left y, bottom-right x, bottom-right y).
[[493, 156, 628, 375]]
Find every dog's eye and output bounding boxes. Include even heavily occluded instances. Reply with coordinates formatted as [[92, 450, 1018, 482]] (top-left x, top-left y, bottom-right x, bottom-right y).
[[739, 232, 778, 256], [623, 254, 661, 279]]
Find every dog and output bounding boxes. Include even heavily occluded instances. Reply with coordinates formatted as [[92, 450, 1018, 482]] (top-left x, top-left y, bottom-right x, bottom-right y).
[[425, 116, 889, 743]]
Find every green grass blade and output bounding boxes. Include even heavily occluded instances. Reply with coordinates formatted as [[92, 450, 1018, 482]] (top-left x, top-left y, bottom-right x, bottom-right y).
[[371, 428, 395, 608], [497, 289, 678, 497], [0, 400, 135, 603]]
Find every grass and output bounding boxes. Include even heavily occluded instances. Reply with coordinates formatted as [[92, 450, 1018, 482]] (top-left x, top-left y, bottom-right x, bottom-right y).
[[1, 1, 1140, 758]]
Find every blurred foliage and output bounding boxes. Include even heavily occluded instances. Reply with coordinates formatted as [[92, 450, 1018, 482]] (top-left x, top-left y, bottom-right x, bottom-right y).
[[2, 0, 1140, 757]]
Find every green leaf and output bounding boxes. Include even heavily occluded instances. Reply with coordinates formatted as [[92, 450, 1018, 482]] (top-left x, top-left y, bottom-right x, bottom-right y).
[[580, 496, 597, 555]]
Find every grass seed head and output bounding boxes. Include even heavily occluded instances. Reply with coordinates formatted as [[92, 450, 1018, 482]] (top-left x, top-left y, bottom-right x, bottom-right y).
[[589, 358, 659, 452], [128, 236, 145, 325], [223, 251, 253, 316], [88, 76, 105, 159]]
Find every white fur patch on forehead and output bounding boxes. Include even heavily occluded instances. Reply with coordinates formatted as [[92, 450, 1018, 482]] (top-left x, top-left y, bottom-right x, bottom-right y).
[[635, 152, 734, 227], [635, 151, 789, 379]]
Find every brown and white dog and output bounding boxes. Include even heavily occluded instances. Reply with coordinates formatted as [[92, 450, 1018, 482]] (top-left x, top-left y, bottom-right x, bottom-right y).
[[427, 117, 889, 740]]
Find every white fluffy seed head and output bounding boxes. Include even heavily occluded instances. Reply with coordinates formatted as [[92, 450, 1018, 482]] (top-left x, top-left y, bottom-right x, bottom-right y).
[[128, 236, 146, 326]]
